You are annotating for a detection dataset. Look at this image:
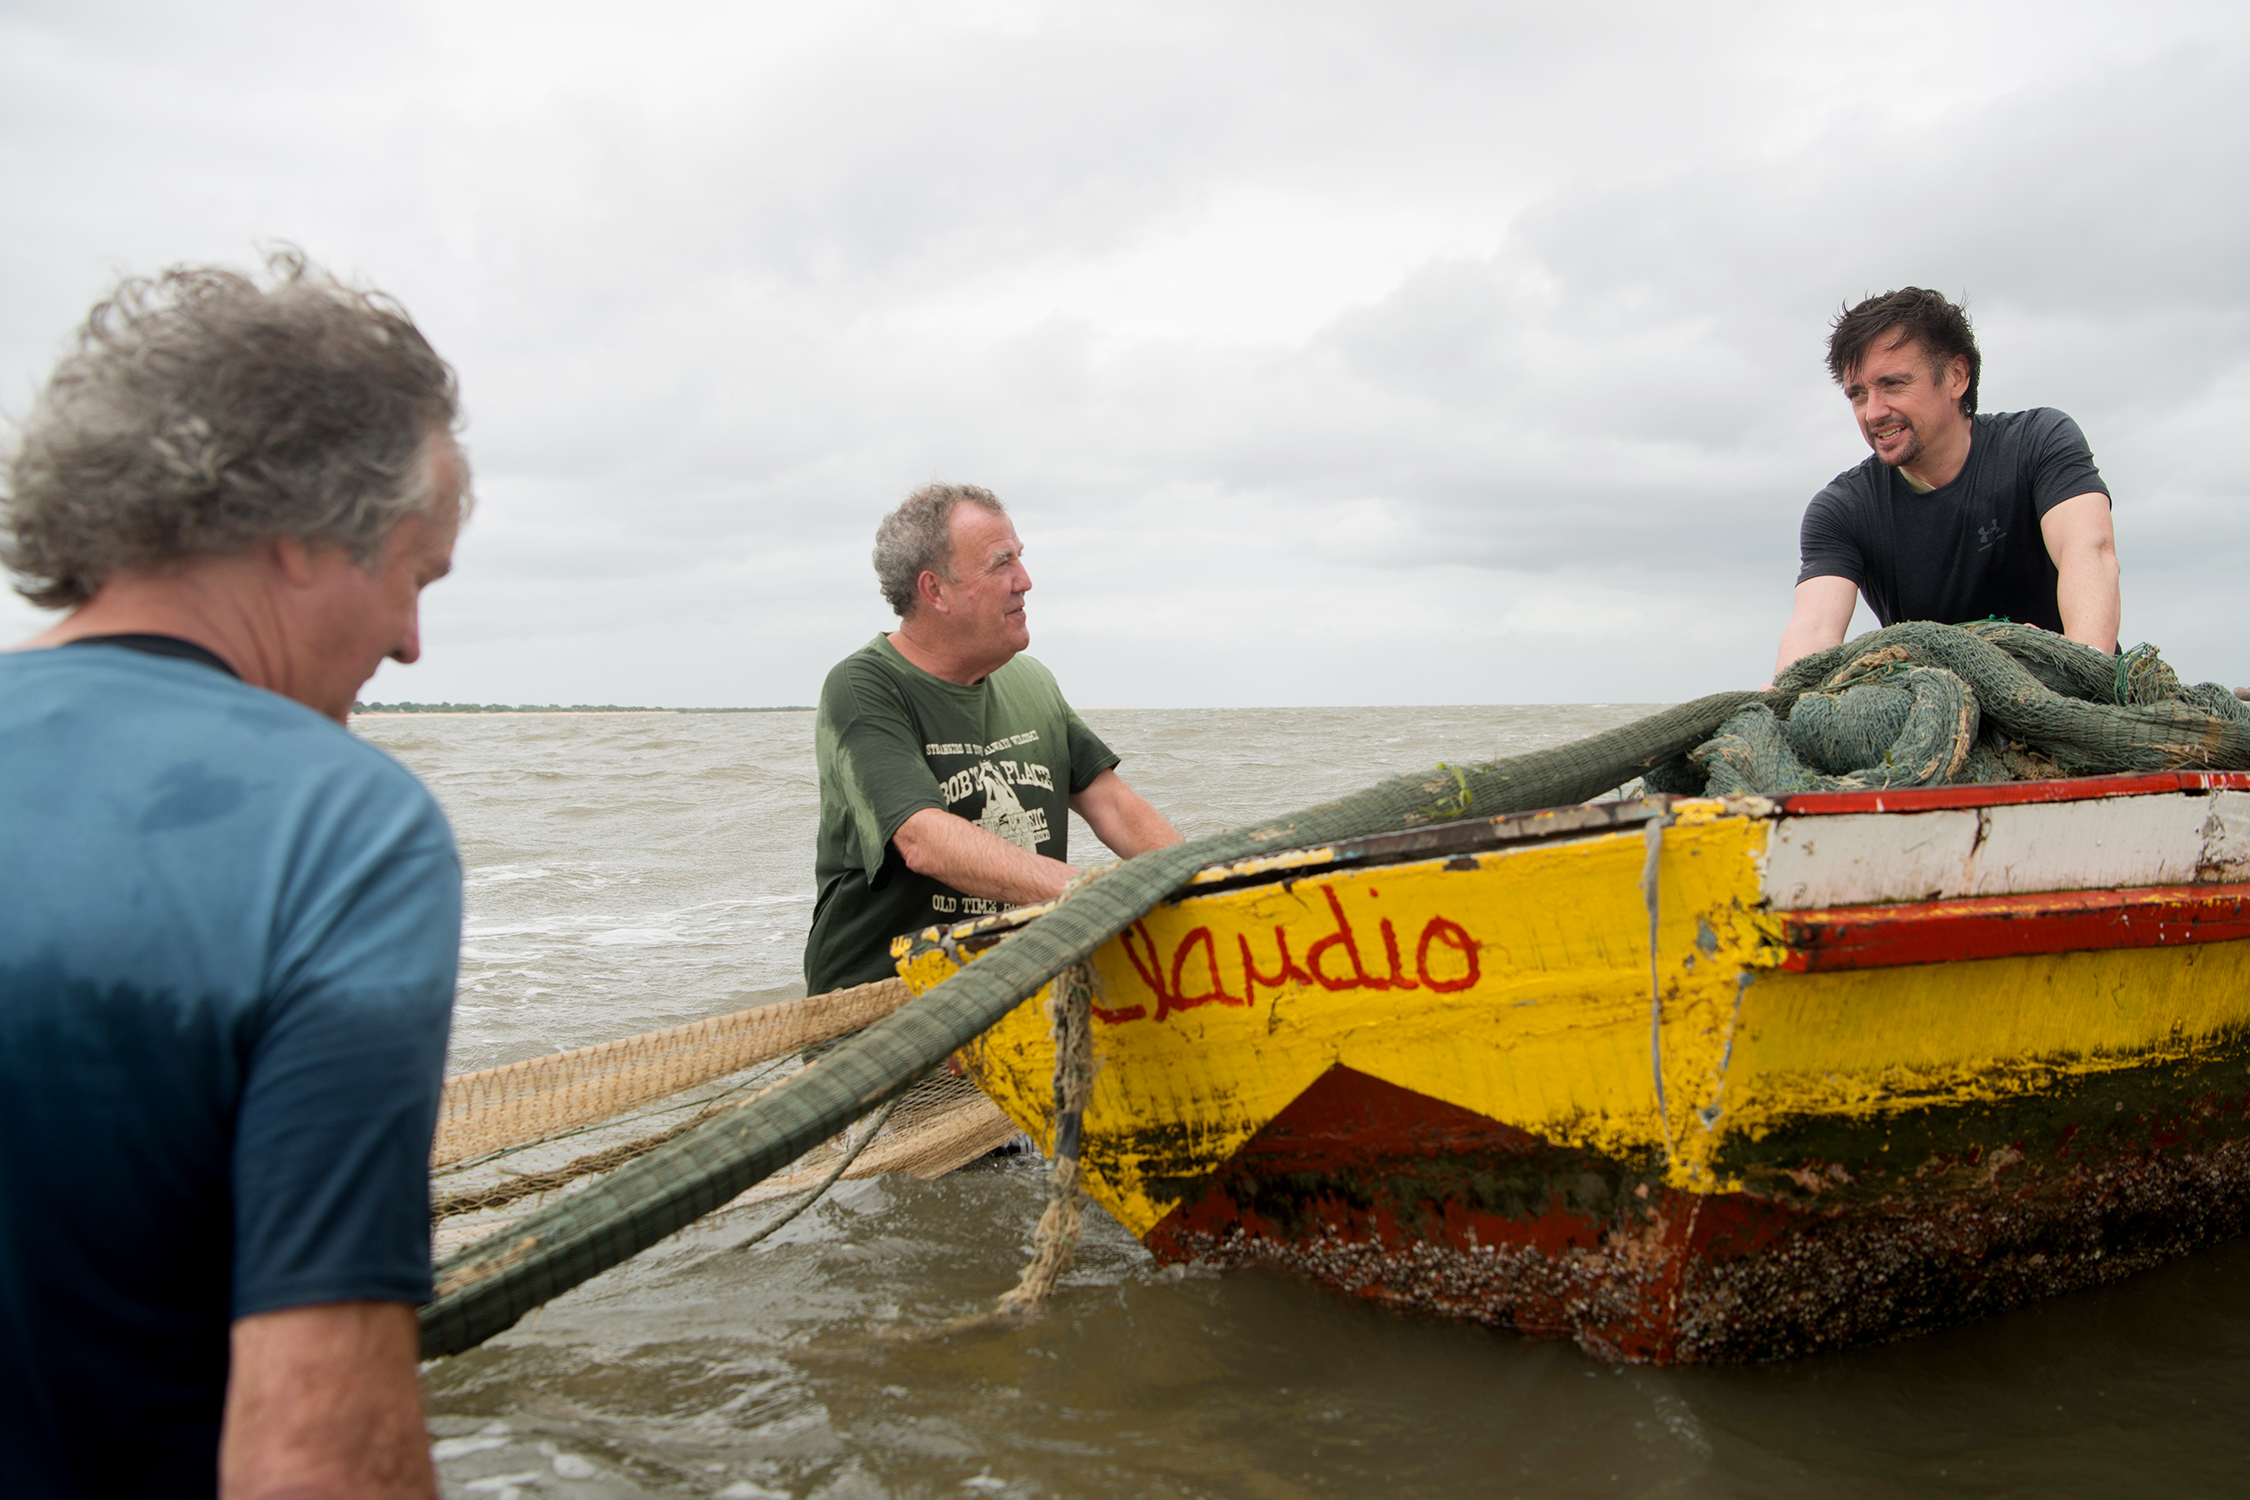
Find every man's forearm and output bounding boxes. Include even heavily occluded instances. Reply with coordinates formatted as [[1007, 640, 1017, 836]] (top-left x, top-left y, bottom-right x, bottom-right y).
[[1098, 797, 1183, 858], [1772, 621, 1836, 682], [221, 1301, 435, 1499], [1773, 613, 1848, 681], [891, 807, 1075, 905], [2056, 544, 2121, 654], [2041, 492, 2119, 654], [1771, 576, 1860, 682], [1070, 770, 1183, 860]]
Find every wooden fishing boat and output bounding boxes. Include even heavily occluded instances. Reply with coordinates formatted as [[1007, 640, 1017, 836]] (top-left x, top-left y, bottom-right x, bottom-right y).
[[894, 771, 2250, 1363]]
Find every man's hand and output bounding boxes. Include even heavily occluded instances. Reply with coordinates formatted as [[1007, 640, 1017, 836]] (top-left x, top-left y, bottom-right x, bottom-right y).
[[1069, 768, 1183, 860], [1772, 575, 1860, 682], [220, 1301, 435, 1499], [2042, 492, 2120, 654], [892, 807, 1079, 905]]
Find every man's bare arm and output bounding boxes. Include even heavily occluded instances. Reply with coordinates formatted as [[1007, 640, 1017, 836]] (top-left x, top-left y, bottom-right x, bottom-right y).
[[1070, 768, 1183, 860], [891, 771, 1181, 907], [892, 807, 1077, 905], [1772, 575, 1860, 681], [220, 1301, 435, 1500], [2041, 492, 2120, 655]]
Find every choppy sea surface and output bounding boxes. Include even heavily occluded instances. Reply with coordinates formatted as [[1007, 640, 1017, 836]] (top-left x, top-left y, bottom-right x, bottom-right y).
[[356, 707, 2250, 1500]]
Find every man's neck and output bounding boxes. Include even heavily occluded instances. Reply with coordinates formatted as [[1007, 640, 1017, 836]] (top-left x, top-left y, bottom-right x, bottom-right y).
[[17, 557, 285, 691], [1896, 414, 1975, 492], [887, 622, 1010, 686]]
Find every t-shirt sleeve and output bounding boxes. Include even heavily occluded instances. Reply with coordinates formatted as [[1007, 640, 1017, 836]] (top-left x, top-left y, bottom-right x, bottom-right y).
[[825, 660, 947, 879], [1796, 474, 1871, 589], [2026, 409, 2109, 516], [1063, 707, 1120, 793], [230, 775, 460, 1316]]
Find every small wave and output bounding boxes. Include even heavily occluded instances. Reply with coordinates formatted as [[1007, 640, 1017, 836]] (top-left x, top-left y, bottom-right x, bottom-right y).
[[465, 866, 556, 888], [584, 927, 691, 947]]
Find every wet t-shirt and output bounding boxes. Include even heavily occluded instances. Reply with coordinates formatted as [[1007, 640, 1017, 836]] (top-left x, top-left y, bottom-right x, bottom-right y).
[[0, 643, 459, 1497], [803, 637, 1117, 993], [1796, 407, 2109, 633]]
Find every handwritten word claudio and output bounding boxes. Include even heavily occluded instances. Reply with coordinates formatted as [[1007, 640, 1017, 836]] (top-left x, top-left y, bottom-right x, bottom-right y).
[[1098, 883, 1481, 1024]]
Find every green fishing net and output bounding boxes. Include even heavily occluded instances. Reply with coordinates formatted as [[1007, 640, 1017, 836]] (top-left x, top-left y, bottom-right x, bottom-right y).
[[1646, 621, 2250, 797]]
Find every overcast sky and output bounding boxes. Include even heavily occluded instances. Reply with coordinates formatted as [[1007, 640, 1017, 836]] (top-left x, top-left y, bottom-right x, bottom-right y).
[[4, 0, 2244, 707]]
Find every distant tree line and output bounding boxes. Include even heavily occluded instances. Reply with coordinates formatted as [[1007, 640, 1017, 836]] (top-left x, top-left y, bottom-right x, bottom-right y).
[[351, 702, 812, 714]]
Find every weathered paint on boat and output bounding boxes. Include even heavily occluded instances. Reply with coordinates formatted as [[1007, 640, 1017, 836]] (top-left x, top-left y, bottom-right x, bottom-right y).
[[893, 773, 2250, 1362]]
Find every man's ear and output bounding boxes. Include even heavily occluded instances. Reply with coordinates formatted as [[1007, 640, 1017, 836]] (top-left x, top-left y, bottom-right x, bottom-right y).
[[1943, 355, 1971, 402], [916, 568, 949, 616], [271, 537, 318, 589]]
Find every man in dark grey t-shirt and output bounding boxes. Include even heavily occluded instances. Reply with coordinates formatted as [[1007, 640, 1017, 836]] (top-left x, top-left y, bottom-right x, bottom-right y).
[[1771, 288, 2119, 679]]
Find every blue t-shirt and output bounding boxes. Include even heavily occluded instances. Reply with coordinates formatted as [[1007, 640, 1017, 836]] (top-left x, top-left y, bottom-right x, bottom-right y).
[[0, 643, 460, 1497]]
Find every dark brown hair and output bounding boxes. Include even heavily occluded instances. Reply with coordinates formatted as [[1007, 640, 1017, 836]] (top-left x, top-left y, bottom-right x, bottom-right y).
[[1826, 287, 1980, 417]]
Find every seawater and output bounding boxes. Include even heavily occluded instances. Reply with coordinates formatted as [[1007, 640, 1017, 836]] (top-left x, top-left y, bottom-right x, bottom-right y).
[[356, 708, 2250, 1500]]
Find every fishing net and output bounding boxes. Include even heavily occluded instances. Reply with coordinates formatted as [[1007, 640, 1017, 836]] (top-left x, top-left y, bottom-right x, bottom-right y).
[[430, 1004, 1016, 1265], [433, 978, 915, 1168], [1646, 621, 2250, 798]]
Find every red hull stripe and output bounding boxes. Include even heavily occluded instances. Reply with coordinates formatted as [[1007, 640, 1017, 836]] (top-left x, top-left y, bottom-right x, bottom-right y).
[[1779, 771, 2250, 817], [1777, 882, 2250, 972]]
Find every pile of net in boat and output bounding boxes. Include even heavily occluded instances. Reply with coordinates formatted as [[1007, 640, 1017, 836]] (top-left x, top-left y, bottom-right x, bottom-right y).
[[1643, 620, 2250, 798]]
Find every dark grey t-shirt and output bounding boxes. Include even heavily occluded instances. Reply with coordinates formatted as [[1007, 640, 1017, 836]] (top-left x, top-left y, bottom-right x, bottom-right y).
[[1796, 408, 2109, 634]]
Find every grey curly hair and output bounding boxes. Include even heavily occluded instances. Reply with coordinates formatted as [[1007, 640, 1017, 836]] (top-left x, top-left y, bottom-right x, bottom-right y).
[[872, 482, 1006, 618], [2, 248, 466, 609]]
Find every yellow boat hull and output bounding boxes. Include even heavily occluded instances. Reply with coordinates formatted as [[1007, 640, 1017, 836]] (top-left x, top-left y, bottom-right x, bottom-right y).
[[897, 777, 2250, 1361]]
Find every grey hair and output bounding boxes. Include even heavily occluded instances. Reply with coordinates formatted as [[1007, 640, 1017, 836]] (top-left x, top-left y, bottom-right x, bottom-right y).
[[1, 248, 467, 609], [872, 482, 1006, 618]]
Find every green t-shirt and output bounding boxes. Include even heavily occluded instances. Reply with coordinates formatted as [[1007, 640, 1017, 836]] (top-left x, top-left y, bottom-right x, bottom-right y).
[[803, 636, 1119, 993]]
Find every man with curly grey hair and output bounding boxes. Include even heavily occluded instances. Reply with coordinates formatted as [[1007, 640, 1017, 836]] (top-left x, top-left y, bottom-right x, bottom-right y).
[[1, 253, 463, 1496], [804, 482, 1181, 994]]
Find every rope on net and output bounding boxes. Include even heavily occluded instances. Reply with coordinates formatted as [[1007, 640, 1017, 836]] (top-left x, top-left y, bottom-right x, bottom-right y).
[[993, 884, 1105, 1315], [729, 1095, 901, 1253], [994, 868, 1116, 1313], [418, 688, 1766, 1357]]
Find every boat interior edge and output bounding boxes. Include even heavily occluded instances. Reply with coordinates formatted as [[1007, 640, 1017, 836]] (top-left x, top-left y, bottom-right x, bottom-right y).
[[1172, 796, 1677, 901]]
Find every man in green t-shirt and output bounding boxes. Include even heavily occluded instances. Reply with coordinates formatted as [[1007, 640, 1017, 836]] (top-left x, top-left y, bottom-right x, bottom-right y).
[[804, 483, 1182, 994]]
